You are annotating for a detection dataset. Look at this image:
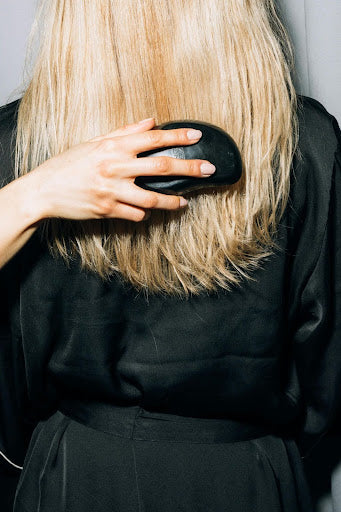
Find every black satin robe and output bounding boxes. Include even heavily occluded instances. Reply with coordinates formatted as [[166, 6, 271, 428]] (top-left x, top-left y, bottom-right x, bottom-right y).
[[0, 95, 340, 512]]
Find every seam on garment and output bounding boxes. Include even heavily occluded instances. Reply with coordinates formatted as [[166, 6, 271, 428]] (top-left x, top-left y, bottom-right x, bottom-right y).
[[13, 420, 48, 507], [60, 409, 273, 445], [130, 436, 269, 445], [250, 438, 285, 510], [13, 496, 34, 512], [131, 443, 143, 512], [118, 353, 277, 366], [130, 407, 143, 512], [37, 416, 71, 511], [300, 430, 329, 461]]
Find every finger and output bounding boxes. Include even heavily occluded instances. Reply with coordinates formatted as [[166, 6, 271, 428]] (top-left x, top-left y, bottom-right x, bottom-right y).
[[114, 127, 203, 156], [113, 182, 188, 210], [106, 155, 215, 178], [89, 117, 155, 142], [109, 202, 151, 222]]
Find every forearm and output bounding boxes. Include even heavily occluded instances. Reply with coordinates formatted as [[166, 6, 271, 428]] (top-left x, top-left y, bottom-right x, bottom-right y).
[[0, 173, 44, 269]]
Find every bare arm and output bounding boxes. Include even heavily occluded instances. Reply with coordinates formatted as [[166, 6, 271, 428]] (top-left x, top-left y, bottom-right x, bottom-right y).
[[0, 172, 43, 269], [0, 117, 213, 270]]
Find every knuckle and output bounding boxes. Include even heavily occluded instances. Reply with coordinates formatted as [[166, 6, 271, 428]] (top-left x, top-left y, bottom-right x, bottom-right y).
[[98, 138, 117, 153], [153, 156, 169, 174], [146, 130, 162, 145], [91, 171, 116, 200], [96, 159, 112, 179], [188, 160, 198, 176], [94, 199, 115, 217], [143, 193, 158, 209]]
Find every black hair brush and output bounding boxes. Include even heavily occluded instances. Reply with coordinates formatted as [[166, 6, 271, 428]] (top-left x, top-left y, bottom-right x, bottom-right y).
[[135, 120, 242, 195]]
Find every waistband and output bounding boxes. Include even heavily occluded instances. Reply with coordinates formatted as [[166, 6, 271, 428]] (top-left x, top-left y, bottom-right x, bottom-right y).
[[58, 398, 275, 444]]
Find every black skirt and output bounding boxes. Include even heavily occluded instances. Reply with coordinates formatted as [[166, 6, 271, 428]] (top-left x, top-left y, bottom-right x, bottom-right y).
[[13, 400, 314, 512]]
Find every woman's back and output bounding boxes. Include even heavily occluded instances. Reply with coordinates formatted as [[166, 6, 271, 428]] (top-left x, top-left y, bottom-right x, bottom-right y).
[[1, 94, 341, 511]]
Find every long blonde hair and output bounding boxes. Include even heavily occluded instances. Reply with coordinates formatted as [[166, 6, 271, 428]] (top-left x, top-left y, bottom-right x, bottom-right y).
[[14, 0, 299, 297]]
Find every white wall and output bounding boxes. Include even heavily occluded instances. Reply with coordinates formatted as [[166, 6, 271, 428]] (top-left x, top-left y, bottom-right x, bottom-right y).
[[0, 0, 37, 106], [278, 0, 341, 123]]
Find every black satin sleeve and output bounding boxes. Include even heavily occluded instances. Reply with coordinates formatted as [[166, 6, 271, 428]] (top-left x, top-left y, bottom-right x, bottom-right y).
[[0, 98, 34, 511], [288, 102, 341, 458], [0, 270, 35, 510]]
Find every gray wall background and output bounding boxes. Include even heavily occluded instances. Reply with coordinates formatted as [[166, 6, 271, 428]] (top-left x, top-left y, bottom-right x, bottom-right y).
[[278, 0, 341, 123], [0, 1, 340, 511], [0, 0, 37, 106]]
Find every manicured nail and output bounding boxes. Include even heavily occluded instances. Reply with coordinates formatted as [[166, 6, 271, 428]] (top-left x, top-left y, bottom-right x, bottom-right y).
[[200, 163, 216, 175], [179, 197, 188, 207], [187, 129, 202, 140], [139, 117, 154, 124]]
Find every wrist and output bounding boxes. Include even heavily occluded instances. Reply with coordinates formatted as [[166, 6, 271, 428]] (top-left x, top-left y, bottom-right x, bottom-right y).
[[15, 171, 50, 226]]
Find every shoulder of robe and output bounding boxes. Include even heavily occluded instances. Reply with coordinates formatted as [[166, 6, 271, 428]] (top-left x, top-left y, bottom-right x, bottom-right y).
[[297, 94, 340, 142], [0, 97, 22, 189], [295, 94, 340, 168], [288, 94, 341, 227]]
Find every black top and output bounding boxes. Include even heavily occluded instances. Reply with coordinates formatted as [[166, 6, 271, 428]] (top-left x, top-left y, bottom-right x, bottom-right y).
[[0, 95, 340, 479]]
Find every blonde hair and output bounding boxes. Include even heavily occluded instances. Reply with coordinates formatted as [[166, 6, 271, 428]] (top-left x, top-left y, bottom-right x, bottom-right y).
[[14, 0, 299, 297]]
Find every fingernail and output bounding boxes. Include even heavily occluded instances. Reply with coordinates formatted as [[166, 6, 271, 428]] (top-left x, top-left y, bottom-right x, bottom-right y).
[[200, 163, 216, 175], [139, 117, 154, 124], [187, 129, 202, 140], [179, 197, 188, 207]]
